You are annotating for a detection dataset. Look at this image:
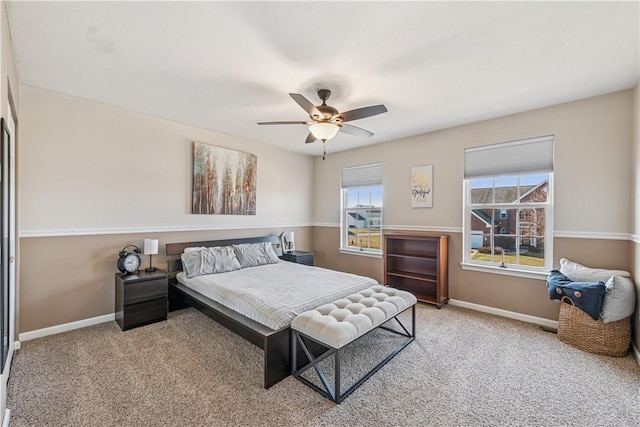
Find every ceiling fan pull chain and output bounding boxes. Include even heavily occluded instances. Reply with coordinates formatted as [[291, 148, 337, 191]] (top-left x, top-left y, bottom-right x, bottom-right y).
[[322, 141, 326, 160]]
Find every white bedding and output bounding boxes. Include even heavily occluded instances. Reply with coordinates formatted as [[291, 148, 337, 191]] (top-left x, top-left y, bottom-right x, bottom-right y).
[[176, 261, 378, 330]]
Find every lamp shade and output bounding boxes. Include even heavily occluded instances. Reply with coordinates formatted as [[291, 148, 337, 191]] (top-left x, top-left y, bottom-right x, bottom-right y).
[[143, 239, 159, 255], [309, 122, 340, 141]]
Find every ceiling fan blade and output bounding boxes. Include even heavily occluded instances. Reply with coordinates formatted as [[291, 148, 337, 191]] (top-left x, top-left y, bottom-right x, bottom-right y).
[[340, 124, 374, 138], [290, 93, 322, 118], [257, 121, 310, 125], [305, 133, 317, 144], [338, 104, 388, 122]]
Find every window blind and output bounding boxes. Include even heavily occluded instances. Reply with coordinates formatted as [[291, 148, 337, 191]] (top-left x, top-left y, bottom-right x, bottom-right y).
[[464, 135, 554, 179], [341, 163, 383, 188]]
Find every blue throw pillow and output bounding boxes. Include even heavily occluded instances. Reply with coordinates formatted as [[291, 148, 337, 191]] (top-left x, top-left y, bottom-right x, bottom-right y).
[[547, 270, 606, 321]]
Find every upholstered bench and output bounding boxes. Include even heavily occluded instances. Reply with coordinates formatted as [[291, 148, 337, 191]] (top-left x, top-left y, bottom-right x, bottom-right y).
[[291, 285, 417, 403]]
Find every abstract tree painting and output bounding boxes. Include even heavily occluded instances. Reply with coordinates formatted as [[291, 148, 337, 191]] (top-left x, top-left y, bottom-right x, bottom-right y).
[[192, 142, 257, 215]]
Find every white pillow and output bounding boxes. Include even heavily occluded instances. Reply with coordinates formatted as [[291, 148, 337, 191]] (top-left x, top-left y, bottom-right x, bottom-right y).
[[233, 242, 280, 268], [181, 246, 241, 278], [183, 246, 206, 253], [559, 258, 630, 282], [600, 276, 636, 323], [181, 251, 202, 278], [200, 246, 242, 274]]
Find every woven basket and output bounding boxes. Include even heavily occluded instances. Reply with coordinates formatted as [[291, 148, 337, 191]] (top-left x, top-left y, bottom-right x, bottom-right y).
[[558, 296, 631, 357]]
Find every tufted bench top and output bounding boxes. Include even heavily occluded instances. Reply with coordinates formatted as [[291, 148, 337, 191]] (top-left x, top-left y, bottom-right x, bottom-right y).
[[291, 285, 417, 349]]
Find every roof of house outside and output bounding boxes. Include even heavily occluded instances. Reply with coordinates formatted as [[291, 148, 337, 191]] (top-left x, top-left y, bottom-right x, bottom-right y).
[[470, 180, 548, 204], [348, 212, 366, 221], [470, 185, 535, 204], [471, 209, 500, 227]]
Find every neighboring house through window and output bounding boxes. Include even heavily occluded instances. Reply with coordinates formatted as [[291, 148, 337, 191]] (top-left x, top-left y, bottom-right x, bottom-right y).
[[463, 136, 553, 273], [341, 163, 383, 255]]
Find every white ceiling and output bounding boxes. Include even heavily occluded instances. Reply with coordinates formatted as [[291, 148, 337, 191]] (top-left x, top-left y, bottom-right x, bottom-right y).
[[5, 1, 640, 157]]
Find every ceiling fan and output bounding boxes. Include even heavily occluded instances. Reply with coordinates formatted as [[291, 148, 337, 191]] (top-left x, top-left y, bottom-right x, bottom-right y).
[[258, 89, 387, 159]]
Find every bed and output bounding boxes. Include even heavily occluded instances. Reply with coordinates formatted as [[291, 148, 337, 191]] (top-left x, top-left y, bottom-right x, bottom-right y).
[[165, 235, 378, 388]]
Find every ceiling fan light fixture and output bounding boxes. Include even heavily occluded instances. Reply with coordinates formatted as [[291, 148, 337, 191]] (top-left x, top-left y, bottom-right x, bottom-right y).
[[309, 122, 340, 142]]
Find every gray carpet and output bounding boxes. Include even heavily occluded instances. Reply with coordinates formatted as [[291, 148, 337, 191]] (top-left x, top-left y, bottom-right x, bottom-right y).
[[7, 304, 640, 426]]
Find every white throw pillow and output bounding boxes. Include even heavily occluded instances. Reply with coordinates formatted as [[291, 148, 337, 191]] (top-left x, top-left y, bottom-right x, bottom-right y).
[[233, 242, 280, 268], [181, 251, 202, 278], [600, 276, 636, 323], [200, 246, 242, 274], [181, 246, 241, 277], [559, 258, 630, 282], [183, 246, 206, 253]]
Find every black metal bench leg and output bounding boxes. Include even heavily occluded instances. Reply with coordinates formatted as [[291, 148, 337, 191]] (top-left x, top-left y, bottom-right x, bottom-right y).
[[334, 348, 341, 403], [292, 305, 416, 404], [292, 330, 336, 401]]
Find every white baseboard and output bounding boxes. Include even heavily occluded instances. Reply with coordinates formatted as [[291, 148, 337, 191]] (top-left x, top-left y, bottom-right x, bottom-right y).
[[448, 299, 559, 330], [632, 342, 640, 367], [19, 313, 115, 342], [2, 408, 9, 427]]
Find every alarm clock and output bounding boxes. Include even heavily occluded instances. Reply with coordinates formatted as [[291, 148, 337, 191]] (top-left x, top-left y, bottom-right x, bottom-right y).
[[117, 245, 142, 274]]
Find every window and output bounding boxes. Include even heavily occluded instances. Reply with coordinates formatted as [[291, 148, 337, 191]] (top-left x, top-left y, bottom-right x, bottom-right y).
[[341, 163, 383, 255], [463, 136, 553, 273]]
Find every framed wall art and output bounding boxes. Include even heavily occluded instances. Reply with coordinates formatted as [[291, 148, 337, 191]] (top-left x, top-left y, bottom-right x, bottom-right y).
[[411, 165, 433, 208], [192, 142, 257, 215]]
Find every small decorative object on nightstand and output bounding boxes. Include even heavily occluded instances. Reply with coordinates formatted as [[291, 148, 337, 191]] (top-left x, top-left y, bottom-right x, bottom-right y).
[[116, 244, 142, 275], [143, 238, 159, 272], [280, 250, 313, 266], [280, 231, 295, 253], [115, 270, 168, 331]]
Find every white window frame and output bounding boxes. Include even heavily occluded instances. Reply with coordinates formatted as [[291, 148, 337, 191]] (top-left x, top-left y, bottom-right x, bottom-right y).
[[462, 136, 554, 279], [339, 163, 383, 258]]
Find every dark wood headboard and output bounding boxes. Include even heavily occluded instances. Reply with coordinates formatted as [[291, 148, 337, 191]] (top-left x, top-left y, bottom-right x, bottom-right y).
[[165, 235, 282, 273]]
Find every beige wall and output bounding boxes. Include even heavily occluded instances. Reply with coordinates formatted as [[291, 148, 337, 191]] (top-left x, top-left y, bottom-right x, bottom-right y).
[[19, 226, 312, 333], [18, 86, 315, 332], [19, 86, 314, 234], [1, 3, 18, 118], [312, 90, 635, 322], [313, 226, 631, 320], [314, 90, 633, 234]]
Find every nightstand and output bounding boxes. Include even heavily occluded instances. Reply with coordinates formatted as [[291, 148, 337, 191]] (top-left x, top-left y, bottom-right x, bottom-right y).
[[280, 250, 314, 266], [115, 270, 168, 331]]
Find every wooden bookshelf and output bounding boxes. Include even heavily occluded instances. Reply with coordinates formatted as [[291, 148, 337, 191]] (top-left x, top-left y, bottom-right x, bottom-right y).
[[383, 234, 449, 308]]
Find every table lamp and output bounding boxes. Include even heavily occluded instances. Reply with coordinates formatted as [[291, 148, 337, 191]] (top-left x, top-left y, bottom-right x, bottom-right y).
[[144, 238, 159, 272]]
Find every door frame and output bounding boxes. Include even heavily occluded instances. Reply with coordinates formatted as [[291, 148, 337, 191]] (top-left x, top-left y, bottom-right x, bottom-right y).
[[0, 99, 16, 427]]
